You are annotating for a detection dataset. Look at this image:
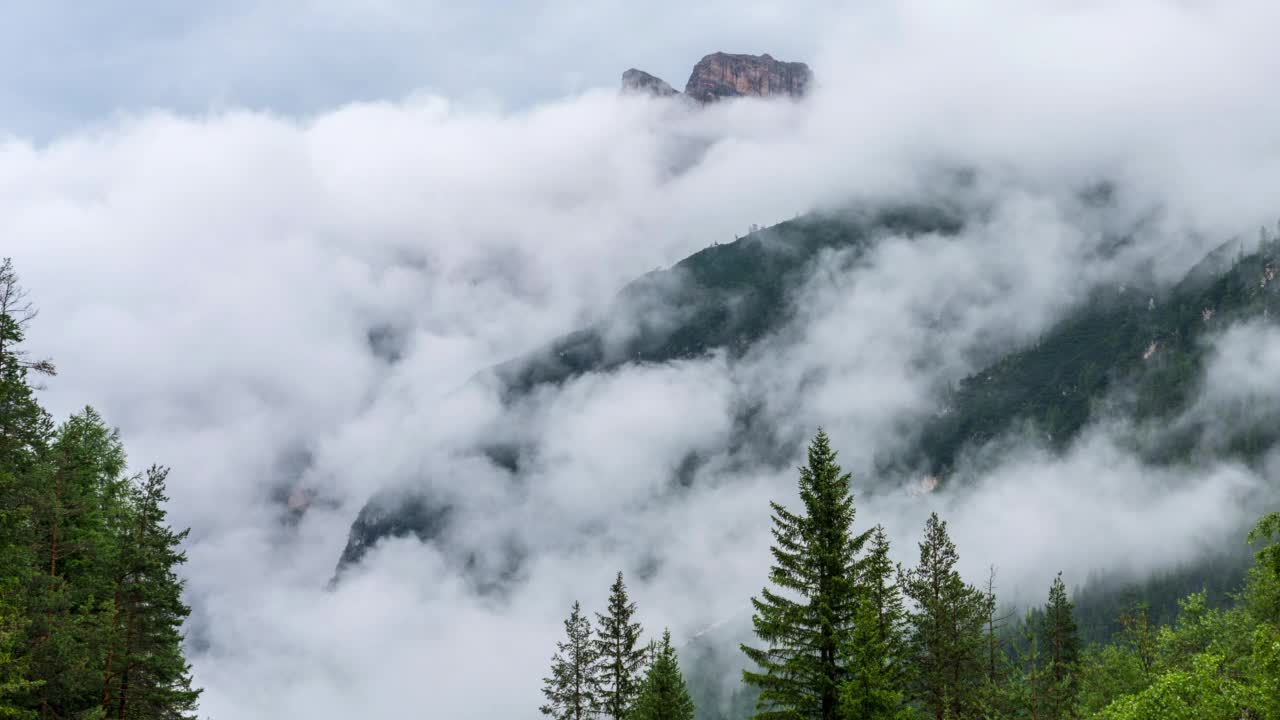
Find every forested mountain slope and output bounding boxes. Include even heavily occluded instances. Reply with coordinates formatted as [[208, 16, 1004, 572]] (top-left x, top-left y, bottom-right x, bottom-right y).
[[337, 205, 1280, 576]]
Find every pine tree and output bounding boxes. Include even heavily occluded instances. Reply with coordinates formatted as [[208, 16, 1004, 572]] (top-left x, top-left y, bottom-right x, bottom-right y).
[[0, 258, 54, 481], [901, 512, 990, 720], [1040, 572, 1079, 719], [100, 466, 200, 719], [842, 525, 909, 720], [594, 572, 647, 720], [541, 601, 599, 720], [24, 409, 128, 718], [629, 629, 695, 720], [977, 567, 1014, 718], [1000, 610, 1043, 719], [742, 429, 870, 720]]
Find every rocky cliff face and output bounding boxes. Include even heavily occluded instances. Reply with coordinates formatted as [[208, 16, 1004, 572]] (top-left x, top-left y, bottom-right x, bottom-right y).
[[619, 52, 811, 103], [683, 52, 811, 102], [621, 68, 678, 97]]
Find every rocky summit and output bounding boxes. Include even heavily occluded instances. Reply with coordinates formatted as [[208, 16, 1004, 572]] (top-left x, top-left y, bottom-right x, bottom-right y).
[[621, 68, 678, 97], [684, 52, 811, 102], [619, 51, 811, 103]]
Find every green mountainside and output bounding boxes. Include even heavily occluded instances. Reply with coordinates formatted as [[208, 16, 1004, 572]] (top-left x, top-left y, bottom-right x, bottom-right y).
[[339, 204, 1280, 574], [337, 208, 1280, 720]]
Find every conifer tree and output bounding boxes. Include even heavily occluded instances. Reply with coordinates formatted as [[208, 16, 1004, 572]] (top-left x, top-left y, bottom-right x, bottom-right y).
[[742, 429, 870, 720], [0, 265, 201, 719], [901, 512, 990, 720], [1001, 610, 1043, 719], [24, 408, 127, 717], [977, 567, 1015, 717], [594, 572, 647, 719], [842, 525, 909, 720], [100, 466, 200, 719], [0, 258, 53, 479], [629, 629, 695, 720], [1040, 572, 1080, 719], [541, 601, 599, 720]]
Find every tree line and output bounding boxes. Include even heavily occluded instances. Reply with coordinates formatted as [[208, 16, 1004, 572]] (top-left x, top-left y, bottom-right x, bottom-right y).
[[0, 259, 200, 719], [541, 430, 1280, 719], [540, 571, 696, 720]]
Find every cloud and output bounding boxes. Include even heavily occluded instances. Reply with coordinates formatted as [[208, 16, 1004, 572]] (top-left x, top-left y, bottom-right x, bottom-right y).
[[4, 2, 1280, 718]]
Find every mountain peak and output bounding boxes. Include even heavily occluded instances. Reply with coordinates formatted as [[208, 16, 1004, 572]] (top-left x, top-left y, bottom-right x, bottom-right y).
[[619, 52, 811, 103], [620, 68, 678, 97]]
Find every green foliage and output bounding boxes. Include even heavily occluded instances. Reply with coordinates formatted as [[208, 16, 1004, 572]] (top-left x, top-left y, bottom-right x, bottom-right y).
[[0, 260, 200, 720], [741, 430, 870, 720], [1248, 512, 1280, 581], [542, 601, 599, 720], [1039, 573, 1079, 718], [1097, 653, 1264, 720], [913, 240, 1280, 479], [498, 207, 962, 395], [595, 572, 648, 720], [629, 630, 696, 720], [901, 512, 990, 719], [841, 525, 910, 720]]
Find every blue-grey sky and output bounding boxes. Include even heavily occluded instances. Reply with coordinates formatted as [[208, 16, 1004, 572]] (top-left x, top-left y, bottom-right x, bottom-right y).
[[1, 0, 831, 140]]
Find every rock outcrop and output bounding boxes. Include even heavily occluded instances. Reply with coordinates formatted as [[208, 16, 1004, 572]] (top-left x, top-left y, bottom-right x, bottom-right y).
[[683, 52, 811, 102], [621, 68, 678, 97], [619, 52, 811, 103]]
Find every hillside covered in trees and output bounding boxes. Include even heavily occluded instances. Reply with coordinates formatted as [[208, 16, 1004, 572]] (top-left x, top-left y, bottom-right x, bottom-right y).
[[539, 431, 1280, 720], [0, 259, 201, 719]]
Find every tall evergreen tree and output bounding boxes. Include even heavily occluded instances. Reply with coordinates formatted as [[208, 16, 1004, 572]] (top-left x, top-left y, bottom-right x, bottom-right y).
[[1040, 572, 1080, 719], [100, 466, 200, 719], [0, 264, 200, 719], [841, 525, 909, 720], [594, 572, 646, 720], [0, 258, 53, 483], [541, 601, 599, 720], [629, 629, 695, 720], [742, 429, 870, 720], [901, 512, 990, 720], [977, 567, 1015, 717], [24, 409, 127, 718], [1001, 610, 1044, 719]]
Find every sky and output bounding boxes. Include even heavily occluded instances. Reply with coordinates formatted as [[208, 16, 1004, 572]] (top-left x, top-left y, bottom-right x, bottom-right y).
[[4, 1, 1280, 718], [0, 0, 830, 141]]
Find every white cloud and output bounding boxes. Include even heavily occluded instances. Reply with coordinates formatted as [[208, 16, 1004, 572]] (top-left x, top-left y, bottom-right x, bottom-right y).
[[4, 2, 1280, 717]]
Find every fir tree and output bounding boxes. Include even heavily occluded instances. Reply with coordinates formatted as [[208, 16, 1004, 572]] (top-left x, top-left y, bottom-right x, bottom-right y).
[[594, 572, 647, 719], [1001, 610, 1044, 719], [541, 601, 599, 720], [841, 525, 909, 720], [742, 429, 870, 720], [901, 512, 990, 720], [24, 409, 127, 718], [1040, 572, 1080, 719], [629, 629, 695, 720], [100, 466, 200, 719], [0, 266, 200, 719], [977, 567, 1014, 717]]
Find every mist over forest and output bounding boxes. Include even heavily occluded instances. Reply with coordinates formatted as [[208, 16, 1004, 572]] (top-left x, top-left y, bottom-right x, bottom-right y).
[[2, 2, 1280, 719]]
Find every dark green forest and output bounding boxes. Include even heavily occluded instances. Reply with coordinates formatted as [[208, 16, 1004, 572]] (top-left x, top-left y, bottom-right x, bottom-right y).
[[0, 259, 200, 719], [541, 431, 1280, 720]]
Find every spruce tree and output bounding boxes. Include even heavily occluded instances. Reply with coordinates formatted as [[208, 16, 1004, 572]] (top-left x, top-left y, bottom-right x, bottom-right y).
[[1040, 572, 1079, 719], [100, 466, 201, 719], [901, 512, 990, 720], [24, 409, 127, 718], [594, 572, 647, 720], [541, 601, 599, 720], [629, 629, 695, 720], [841, 525, 909, 720], [742, 429, 870, 720], [1000, 610, 1043, 719]]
